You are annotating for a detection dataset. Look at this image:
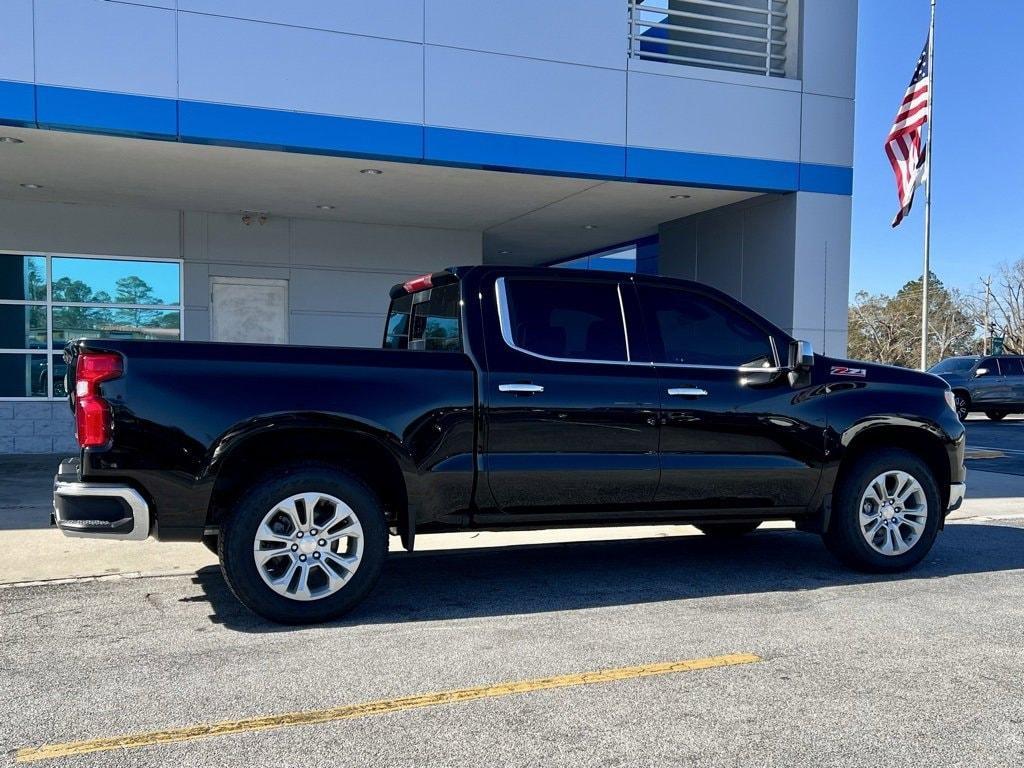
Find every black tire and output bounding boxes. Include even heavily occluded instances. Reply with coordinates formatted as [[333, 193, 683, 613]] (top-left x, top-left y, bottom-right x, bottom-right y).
[[985, 410, 1008, 421], [823, 448, 941, 573], [694, 521, 761, 537], [202, 533, 218, 555], [953, 391, 970, 421], [219, 463, 388, 624]]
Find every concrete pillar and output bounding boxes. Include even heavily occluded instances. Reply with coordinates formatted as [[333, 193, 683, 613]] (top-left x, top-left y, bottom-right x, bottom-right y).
[[658, 191, 851, 357], [792, 192, 852, 356]]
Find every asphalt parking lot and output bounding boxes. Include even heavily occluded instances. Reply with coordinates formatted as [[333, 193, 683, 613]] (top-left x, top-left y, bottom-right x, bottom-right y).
[[1, 425, 1023, 767], [964, 413, 1024, 475]]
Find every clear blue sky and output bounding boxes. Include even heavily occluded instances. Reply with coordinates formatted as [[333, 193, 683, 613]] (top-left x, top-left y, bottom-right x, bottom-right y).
[[850, 0, 1024, 299]]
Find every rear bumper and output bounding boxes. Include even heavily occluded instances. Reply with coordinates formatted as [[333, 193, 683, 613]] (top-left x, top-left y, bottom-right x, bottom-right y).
[[53, 459, 150, 541]]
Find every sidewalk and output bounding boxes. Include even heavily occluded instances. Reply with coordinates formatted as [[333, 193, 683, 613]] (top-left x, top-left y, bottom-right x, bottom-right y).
[[2, 455, 1020, 586]]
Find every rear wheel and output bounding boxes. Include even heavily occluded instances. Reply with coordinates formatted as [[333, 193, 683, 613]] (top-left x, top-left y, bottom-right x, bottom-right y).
[[219, 464, 387, 624], [824, 448, 940, 573], [953, 391, 970, 421], [985, 410, 1008, 421], [694, 521, 761, 537]]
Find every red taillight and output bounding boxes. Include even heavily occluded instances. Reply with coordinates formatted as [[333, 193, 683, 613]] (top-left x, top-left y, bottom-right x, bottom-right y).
[[402, 273, 434, 294], [74, 353, 123, 448]]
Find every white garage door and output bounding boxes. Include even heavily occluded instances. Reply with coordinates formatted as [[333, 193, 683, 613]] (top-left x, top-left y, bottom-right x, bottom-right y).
[[210, 277, 289, 344]]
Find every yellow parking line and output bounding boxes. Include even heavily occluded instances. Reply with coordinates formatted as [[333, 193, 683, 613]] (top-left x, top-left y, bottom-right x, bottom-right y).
[[16, 652, 760, 763]]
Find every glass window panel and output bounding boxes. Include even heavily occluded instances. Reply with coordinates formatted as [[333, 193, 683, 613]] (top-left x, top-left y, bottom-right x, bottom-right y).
[[417, 316, 460, 351], [52, 307, 180, 348], [0, 303, 47, 350], [0, 254, 46, 301], [0, 353, 50, 397], [51, 257, 180, 305], [1001, 357, 1024, 376], [51, 355, 68, 397], [637, 286, 774, 368], [384, 287, 462, 352], [928, 357, 977, 374], [383, 294, 412, 349], [409, 284, 462, 352], [505, 278, 627, 362]]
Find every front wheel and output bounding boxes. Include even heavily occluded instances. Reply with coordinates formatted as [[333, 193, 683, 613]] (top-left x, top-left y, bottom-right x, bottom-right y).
[[953, 391, 970, 421], [985, 410, 1008, 421], [823, 448, 940, 573], [219, 464, 388, 624]]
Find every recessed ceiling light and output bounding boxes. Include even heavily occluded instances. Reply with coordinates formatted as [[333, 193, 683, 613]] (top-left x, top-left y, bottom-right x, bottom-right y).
[[0, 136, 24, 144], [582, 224, 598, 230], [669, 194, 692, 199], [360, 168, 383, 175], [20, 183, 43, 189], [316, 204, 335, 210], [498, 249, 511, 255]]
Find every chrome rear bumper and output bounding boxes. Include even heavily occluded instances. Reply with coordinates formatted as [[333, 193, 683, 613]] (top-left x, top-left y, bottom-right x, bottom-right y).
[[53, 463, 150, 541]]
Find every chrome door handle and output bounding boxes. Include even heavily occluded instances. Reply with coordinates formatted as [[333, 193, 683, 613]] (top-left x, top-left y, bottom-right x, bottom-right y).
[[667, 387, 708, 397], [499, 383, 544, 394]]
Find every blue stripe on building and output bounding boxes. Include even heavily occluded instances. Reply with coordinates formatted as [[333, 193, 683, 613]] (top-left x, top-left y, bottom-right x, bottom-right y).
[[179, 101, 423, 161], [0, 80, 35, 127], [0, 80, 853, 197], [36, 85, 178, 139]]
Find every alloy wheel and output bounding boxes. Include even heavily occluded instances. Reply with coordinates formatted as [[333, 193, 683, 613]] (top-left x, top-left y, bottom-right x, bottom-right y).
[[252, 492, 364, 601], [954, 395, 968, 420], [858, 470, 928, 556]]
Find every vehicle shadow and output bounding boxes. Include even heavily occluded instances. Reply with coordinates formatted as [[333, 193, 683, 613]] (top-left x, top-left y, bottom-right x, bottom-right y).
[[187, 521, 1024, 633]]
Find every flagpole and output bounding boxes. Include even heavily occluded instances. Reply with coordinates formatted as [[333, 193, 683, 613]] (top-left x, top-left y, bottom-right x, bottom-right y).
[[920, 0, 936, 370]]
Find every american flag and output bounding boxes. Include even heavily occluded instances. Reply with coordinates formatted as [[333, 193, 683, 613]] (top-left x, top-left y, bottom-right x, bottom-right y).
[[886, 41, 931, 228]]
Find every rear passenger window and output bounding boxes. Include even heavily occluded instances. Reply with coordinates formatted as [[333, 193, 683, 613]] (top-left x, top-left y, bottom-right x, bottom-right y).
[[502, 278, 628, 362], [980, 358, 1002, 375], [1001, 358, 1024, 376], [637, 285, 774, 368], [383, 283, 461, 351]]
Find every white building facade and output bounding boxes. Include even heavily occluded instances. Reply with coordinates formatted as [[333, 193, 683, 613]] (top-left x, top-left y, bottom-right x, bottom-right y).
[[0, 0, 856, 452]]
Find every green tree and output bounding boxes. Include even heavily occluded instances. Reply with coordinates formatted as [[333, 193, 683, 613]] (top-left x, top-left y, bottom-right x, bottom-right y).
[[50, 278, 113, 344], [25, 257, 45, 300], [848, 290, 912, 366], [113, 275, 163, 328], [971, 259, 1024, 355], [52, 277, 96, 303], [114, 275, 160, 306], [848, 272, 977, 368]]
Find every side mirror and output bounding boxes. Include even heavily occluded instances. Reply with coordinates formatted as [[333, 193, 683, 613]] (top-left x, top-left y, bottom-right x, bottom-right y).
[[975, 367, 989, 377], [788, 339, 814, 371]]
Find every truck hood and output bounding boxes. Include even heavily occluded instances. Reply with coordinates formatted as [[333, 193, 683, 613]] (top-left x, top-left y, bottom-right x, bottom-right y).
[[819, 355, 949, 390], [930, 370, 972, 386]]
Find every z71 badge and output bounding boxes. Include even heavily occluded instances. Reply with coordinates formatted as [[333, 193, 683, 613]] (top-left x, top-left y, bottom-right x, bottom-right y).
[[831, 366, 866, 377]]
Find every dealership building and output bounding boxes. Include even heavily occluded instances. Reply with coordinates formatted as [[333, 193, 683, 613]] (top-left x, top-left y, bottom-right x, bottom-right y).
[[0, 0, 856, 453]]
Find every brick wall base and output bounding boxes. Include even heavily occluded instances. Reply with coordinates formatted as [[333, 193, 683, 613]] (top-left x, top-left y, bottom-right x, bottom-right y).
[[0, 402, 78, 454]]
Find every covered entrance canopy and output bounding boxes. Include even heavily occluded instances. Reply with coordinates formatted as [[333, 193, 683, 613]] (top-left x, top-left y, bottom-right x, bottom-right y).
[[0, 126, 760, 266]]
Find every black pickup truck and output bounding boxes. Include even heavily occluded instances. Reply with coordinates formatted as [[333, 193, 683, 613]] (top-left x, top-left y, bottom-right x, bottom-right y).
[[54, 266, 966, 623]]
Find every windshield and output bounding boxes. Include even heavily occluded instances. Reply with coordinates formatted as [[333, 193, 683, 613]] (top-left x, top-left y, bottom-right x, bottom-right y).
[[928, 357, 977, 374]]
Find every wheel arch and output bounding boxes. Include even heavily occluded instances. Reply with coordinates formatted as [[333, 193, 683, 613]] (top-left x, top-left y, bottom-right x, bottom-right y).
[[838, 425, 952, 510], [205, 423, 411, 548], [951, 387, 971, 407]]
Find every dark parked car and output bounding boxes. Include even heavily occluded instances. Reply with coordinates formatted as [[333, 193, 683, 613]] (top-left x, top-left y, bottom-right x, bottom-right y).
[[53, 266, 966, 623], [929, 355, 1024, 420], [31, 356, 67, 397]]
